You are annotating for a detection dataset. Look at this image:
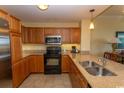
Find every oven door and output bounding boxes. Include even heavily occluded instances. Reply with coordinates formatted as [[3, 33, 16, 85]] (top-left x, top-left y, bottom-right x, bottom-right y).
[[44, 54, 61, 74]]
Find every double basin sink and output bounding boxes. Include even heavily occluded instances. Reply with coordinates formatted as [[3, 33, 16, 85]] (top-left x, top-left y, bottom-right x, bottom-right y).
[[79, 61, 117, 76]]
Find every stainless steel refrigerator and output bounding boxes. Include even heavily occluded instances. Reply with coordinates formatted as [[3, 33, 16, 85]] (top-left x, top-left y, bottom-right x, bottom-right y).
[[0, 18, 12, 87]]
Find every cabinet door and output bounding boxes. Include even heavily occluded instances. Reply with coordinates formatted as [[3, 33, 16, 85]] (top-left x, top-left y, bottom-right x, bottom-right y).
[[61, 28, 71, 43], [30, 55, 44, 73], [23, 57, 30, 78], [70, 28, 81, 43], [62, 55, 70, 72], [9, 16, 21, 33], [44, 28, 62, 36], [35, 28, 44, 44], [21, 26, 29, 43], [12, 62, 22, 87], [77, 71, 88, 88], [69, 57, 88, 88], [10, 33, 22, 65], [70, 62, 81, 88], [0, 9, 9, 21], [21, 27, 44, 44], [12, 57, 30, 88]]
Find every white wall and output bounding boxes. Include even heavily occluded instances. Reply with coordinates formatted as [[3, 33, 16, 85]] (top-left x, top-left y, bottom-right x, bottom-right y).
[[91, 16, 124, 56], [80, 19, 91, 52]]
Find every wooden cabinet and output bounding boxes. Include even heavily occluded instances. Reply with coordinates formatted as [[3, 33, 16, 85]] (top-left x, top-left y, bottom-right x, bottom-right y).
[[22, 27, 80, 44], [21, 27, 44, 44], [44, 28, 62, 36], [68, 57, 88, 88], [70, 28, 81, 43], [9, 16, 21, 33], [62, 55, 70, 72], [61, 28, 71, 43], [0, 9, 9, 21], [21, 26, 28, 43], [34, 28, 44, 43], [12, 55, 44, 88], [70, 62, 81, 88], [12, 56, 30, 87], [29, 55, 44, 73], [44, 27, 80, 44], [0, 9, 21, 34], [10, 33, 22, 64]]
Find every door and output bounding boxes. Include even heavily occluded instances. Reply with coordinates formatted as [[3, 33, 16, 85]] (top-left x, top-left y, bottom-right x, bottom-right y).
[[10, 33, 22, 64]]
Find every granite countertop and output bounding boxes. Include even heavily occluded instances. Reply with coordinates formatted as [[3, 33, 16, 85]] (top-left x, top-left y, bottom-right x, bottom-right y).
[[22, 50, 70, 57], [68, 53, 124, 88], [22, 50, 124, 87]]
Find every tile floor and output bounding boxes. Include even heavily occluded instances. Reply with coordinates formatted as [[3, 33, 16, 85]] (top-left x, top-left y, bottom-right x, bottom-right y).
[[19, 73, 72, 88]]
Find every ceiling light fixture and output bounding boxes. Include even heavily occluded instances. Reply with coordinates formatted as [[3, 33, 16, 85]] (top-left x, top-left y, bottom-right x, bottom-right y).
[[89, 9, 95, 30], [37, 5, 49, 11]]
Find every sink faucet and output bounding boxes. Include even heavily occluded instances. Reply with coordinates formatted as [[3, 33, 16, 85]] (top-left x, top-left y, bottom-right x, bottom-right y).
[[98, 57, 107, 67]]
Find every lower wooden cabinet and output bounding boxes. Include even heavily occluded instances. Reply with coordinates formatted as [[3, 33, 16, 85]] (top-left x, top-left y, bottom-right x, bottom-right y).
[[68, 56, 88, 88], [12, 56, 30, 87], [12, 55, 44, 87], [29, 55, 44, 73], [12, 55, 88, 88], [62, 55, 70, 72]]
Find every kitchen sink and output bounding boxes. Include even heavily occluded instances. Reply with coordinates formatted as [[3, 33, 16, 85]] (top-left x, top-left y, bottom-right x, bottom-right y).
[[79, 61, 100, 68], [79, 61, 117, 76]]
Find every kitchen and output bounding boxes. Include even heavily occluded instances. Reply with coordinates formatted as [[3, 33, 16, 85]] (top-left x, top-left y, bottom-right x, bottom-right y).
[[1, 5, 124, 89]]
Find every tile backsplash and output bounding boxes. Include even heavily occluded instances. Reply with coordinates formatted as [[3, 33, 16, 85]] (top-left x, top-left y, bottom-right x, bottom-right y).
[[61, 44, 80, 51], [22, 44, 80, 51], [22, 44, 46, 51]]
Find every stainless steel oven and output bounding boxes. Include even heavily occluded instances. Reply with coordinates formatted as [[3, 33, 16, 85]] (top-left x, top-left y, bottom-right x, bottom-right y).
[[45, 35, 61, 45], [44, 46, 61, 74]]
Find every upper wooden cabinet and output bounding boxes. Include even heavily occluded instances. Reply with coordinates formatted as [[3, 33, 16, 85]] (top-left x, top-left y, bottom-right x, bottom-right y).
[[70, 28, 81, 44], [0, 9, 21, 33], [0, 9, 9, 21], [9, 16, 21, 33], [22, 27, 80, 44], [21, 26, 28, 43], [44, 28, 62, 36], [61, 28, 71, 43], [10, 33, 22, 65], [21, 27, 44, 44]]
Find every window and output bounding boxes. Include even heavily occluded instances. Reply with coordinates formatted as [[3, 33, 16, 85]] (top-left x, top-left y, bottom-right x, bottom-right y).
[[116, 32, 124, 49]]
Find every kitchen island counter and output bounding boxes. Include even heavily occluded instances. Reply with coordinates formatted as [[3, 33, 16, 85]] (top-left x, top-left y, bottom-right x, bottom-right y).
[[68, 53, 124, 88]]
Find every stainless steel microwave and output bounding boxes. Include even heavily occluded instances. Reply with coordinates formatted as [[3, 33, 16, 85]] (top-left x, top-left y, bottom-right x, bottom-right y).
[[45, 35, 62, 45]]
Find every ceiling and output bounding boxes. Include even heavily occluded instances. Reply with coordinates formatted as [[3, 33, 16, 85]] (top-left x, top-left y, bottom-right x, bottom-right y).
[[0, 5, 109, 22], [101, 5, 124, 17]]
